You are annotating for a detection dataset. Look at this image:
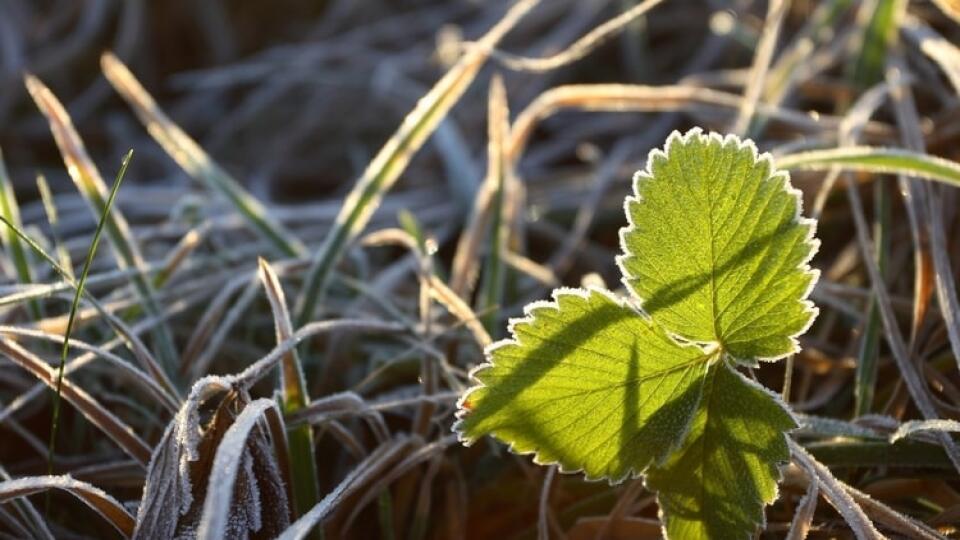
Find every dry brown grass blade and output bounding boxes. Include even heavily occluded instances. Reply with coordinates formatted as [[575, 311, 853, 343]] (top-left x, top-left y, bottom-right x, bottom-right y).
[[0, 466, 53, 540], [0, 475, 135, 538], [485, 0, 664, 73], [0, 337, 151, 465], [506, 84, 888, 164], [360, 227, 439, 439], [155, 227, 204, 287], [787, 468, 820, 540], [0, 326, 178, 414], [180, 273, 255, 379], [789, 440, 882, 539], [844, 484, 944, 539], [450, 74, 510, 330], [427, 274, 492, 349]]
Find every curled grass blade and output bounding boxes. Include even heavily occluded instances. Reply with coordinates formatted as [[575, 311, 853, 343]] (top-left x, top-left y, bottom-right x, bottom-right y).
[[0, 147, 41, 319], [0, 475, 135, 538], [24, 74, 179, 374], [100, 52, 306, 258], [258, 258, 318, 522], [196, 399, 277, 540], [486, 0, 664, 73], [295, 0, 541, 326]]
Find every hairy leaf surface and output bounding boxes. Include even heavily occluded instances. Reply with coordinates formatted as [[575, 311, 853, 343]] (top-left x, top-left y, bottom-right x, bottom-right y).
[[457, 288, 712, 481], [646, 362, 796, 539], [619, 129, 818, 360]]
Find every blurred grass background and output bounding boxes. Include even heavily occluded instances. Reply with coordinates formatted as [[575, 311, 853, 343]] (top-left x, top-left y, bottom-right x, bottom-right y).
[[1, 0, 960, 538]]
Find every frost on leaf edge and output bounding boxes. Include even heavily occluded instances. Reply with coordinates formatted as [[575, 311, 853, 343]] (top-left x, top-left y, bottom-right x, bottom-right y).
[[452, 285, 711, 485], [615, 127, 821, 363], [646, 361, 799, 540]]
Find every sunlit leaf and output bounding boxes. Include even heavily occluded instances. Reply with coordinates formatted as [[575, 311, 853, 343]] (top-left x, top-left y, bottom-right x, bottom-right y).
[[646, 362, 796, 539], [456, 288, 713, 482], [619, 128, 818, 360]]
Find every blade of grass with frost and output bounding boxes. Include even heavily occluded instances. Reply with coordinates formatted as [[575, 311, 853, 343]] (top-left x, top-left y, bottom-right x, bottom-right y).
[[778, 146, 960, 187], [0, 146, 41, 319], [477, 76, 509, 336], [846, 0, 905, 87], [24, 75, 179, 374], [100, 52, 305, 258], [0, 216, 177, 398], [0, 475, 136, 538], [847, 4, 899, 417], [36, 173, 74, 280], [0, 465, 53, 540], [47, 150, 132, 480], [0, 337, 152, 465], [295, 0, 541, 326], [765, 0, 855, 104], [258, 259, 319, 527], [278, 438, 413, 540]]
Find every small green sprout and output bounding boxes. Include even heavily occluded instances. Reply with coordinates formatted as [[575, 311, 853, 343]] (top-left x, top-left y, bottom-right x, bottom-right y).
[[456, 128, 820, 539]]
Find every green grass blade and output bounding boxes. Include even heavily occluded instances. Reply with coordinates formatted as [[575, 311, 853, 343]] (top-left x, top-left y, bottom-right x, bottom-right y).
[[0, 146, 41, 320], [846, 1, 900, 417], [295, 0, 541, 326], [25, 74, 180, 375], [0, 213, 177, 400], [35, 173, 74, 280], [47, 150, 131, 483], [847, 0, 906, 89], [476, 76, 509, 336], [854, 182, 889, 417], [100, 52, 306, 259], [258, 258, 319, 530], [778, 146, 960, 187]]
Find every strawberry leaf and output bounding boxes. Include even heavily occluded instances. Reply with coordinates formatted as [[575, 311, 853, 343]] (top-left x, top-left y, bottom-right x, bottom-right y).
[[619, 128, 819, 360], [456, 288, 714, 482], [646, 362, 796, 539]]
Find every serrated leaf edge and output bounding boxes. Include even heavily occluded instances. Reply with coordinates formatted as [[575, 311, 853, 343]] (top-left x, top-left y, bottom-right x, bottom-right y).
[[452, 285, 713, 484], [616, 127, 821, 362], [646, 361, 799, 540]]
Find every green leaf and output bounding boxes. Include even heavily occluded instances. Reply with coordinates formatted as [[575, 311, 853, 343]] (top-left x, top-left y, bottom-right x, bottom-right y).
[[646, 362, 796, 539], [456, 288, 714, 482], [619, 128, 818, 360]]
